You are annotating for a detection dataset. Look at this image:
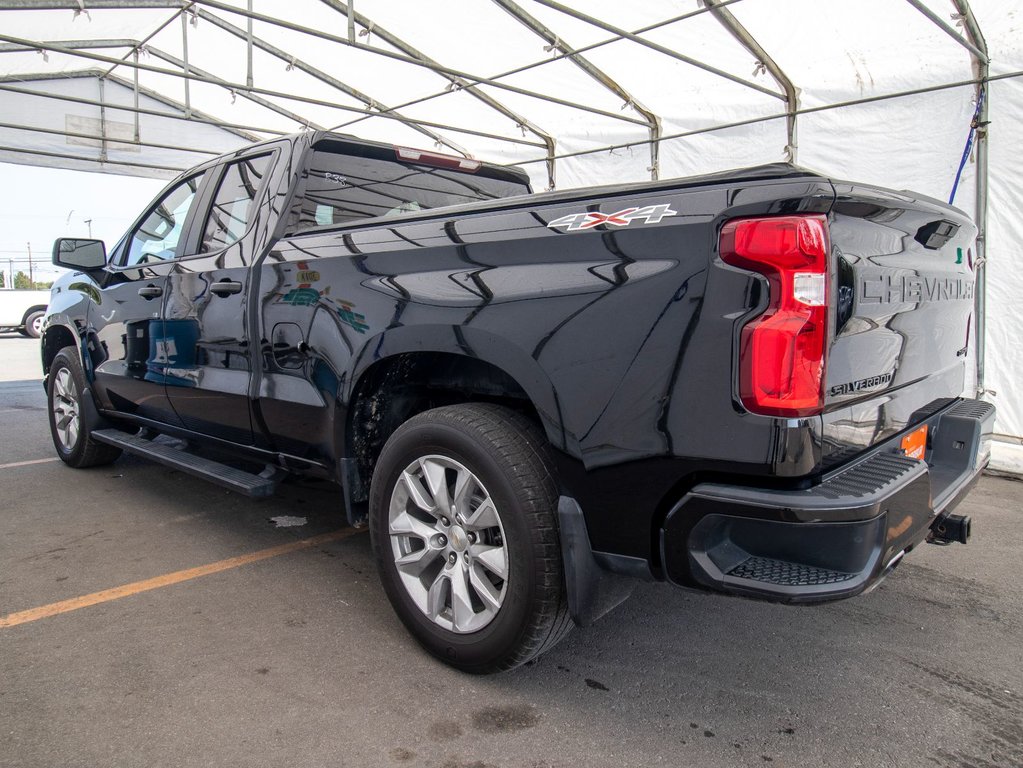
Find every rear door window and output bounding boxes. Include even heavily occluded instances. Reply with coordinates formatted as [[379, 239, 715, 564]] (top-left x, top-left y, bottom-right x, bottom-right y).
[[292, 145, 530, 231], [200, 154, 273, 253]]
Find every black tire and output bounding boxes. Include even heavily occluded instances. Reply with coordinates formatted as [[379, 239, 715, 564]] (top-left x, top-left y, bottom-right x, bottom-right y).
[[369, 403, 572, 673], [23, 310, 44, 339], [47, 346, 122, 468]]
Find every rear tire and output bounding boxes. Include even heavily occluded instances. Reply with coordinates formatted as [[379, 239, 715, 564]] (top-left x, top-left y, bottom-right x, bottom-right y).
[[47, 346, 122, 468], [23, 310, 44, 339], [369, 403, 571, 673]]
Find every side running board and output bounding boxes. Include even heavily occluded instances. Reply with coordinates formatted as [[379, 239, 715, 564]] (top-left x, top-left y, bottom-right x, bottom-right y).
[[92, 429, 279, 499]]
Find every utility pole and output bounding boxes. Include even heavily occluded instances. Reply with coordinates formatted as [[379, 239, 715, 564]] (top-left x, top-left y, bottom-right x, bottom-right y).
[[27, 242, 33, 286], [84, 219, 93, 238]]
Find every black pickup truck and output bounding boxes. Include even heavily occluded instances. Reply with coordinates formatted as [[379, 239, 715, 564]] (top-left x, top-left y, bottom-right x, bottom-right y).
[[43, 131, 994, 672]]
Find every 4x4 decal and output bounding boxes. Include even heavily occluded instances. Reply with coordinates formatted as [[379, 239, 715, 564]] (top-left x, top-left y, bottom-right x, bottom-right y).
[[547, 204, 678, 232]]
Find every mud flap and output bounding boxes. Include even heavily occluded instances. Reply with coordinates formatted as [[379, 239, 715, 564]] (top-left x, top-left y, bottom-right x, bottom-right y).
[[558, 496, 638, 627]]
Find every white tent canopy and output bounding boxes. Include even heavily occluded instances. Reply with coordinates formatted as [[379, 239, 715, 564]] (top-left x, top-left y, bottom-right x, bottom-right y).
[[0, 0, 1021, 451]]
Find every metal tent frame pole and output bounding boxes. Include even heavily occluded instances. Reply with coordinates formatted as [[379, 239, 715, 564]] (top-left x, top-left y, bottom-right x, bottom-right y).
[[144, 45, 326, 130], [500, 69, 1021, 168], [533, 0, 784, 101], [190, 0, 650, 130], [702, 0, 799, 164], [317, 0, 559, 190], [905, 0, 987, 60], [0, 0, 761, 186], [906, 0, 990, 398], [0, 34, 545, 147], [327, 0, 747, 135], [193, 9, 472, 157], [950, 0, 990, 398], [492, 0, 662, 181]]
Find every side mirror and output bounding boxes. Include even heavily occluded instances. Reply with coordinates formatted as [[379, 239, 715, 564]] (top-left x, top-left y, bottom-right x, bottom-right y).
[[52, 238, 108, 271]]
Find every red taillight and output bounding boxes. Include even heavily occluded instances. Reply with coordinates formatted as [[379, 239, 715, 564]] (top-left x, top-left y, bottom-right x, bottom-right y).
[[720, 215, 830, 417]]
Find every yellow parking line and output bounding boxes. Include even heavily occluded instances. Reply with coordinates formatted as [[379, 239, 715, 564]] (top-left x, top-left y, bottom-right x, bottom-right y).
[[0, 457, 61, 470], [0, 528, 366, 629]]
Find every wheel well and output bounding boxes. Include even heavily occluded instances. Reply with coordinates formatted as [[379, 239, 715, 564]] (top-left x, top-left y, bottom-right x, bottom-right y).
[[21, 305, 46, 325], [345, 352, 541, 501], [42, 324, 78, 374]]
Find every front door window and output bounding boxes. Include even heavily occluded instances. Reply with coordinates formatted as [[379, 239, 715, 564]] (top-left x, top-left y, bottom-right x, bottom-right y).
[[124, 172, 206, 267]]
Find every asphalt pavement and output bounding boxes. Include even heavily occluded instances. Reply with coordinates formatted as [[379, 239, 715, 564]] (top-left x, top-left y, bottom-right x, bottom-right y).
[[1, 334, 1021, 768]]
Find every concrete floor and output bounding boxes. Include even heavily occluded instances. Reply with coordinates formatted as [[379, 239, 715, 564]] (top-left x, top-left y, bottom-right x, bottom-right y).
[[1, 334, 1021, 768]]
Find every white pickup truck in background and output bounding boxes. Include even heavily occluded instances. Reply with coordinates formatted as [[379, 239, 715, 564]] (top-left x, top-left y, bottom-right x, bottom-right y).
[[0, 289, 50, 338]]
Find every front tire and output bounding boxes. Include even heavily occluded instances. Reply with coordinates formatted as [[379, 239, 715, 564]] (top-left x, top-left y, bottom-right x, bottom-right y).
[[369, 404, 571, 673], [47, 346, 122, 468]]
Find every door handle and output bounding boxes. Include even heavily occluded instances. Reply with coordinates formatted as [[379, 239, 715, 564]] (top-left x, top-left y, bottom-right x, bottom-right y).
[[138, 284, 162, 299], [210, 280, 243, 297]]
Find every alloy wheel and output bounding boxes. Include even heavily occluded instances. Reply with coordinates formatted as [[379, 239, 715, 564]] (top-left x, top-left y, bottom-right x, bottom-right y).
[[51, 367, 81, 451], [388, 455, 509, 634]]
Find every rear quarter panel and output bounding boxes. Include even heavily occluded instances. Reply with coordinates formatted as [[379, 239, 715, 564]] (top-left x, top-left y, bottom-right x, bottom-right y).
[[262, 174, 835, 558]]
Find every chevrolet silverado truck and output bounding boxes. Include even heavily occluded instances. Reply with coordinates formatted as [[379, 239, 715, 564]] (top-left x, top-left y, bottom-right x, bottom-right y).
[[1, 287, 49, 338], [42, 131, 994, 672]]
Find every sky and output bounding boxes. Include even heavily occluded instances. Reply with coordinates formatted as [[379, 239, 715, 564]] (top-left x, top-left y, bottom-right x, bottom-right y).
[[0, 161, 165, 285]]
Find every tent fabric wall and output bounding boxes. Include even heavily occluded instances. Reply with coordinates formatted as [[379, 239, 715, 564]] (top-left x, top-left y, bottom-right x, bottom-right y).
[[0, 72, 250, 176], [983, 78, 1023, 443], [0, 0, 1020, 446]]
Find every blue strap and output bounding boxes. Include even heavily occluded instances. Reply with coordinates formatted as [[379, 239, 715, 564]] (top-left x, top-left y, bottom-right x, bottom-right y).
[[949, 87, 985, 205]]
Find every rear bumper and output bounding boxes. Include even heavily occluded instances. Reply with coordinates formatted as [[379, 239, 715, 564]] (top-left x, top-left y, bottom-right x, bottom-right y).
[[659, 398, 995, 603]]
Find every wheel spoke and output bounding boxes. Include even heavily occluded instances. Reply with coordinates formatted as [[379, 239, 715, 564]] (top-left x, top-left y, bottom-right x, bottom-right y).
[[472, 544, 507, 580], [420, 458, 451, 513], [452, 469, 475, 519], [395, 545, 442, 577], [389, 510, 437, 541], [465, 496, 499, 530], [469, 564, 502, 613], [426, 572, 449, 621], [401, 469, 436, 514], [449, 565, 475, 632]]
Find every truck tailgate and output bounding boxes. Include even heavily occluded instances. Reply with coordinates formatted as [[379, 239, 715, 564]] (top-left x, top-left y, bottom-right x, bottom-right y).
[[822, 184, 978, 467]]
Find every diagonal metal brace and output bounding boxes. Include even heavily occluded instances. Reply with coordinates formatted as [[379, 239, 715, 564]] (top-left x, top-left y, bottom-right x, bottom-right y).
[[317, 0, 557, 188], [0, 37, 324, 130], [702, 0, 800, 163], [193, 8, 472, 157], [493, 0, 662, 181]]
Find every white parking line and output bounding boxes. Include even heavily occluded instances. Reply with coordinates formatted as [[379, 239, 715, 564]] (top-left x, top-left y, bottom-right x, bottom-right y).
[[0, 457, 60, 470]]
